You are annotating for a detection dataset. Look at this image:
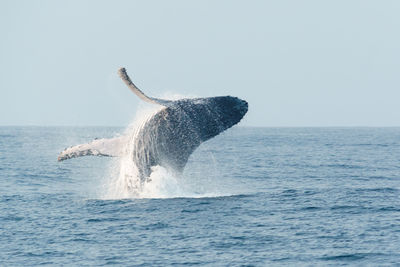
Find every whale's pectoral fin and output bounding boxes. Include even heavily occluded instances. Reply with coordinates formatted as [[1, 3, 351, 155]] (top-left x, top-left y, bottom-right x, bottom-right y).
[[58, 136, 128, 161], [118, 67, 174, 107]]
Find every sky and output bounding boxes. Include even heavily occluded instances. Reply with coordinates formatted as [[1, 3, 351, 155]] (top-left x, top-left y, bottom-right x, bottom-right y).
[[1, 0, 399, 127]]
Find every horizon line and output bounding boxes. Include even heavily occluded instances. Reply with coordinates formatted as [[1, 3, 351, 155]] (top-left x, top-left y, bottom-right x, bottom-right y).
[[0, 125, 399, 128]]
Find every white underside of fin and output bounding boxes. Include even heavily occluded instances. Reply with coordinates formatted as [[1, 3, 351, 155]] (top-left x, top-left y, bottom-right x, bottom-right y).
[[58, 136, 128, 161], [58, 67, 174, 162]]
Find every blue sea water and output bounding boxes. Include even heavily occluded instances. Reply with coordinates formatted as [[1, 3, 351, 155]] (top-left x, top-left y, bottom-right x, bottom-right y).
[[0, 126, 400, 266]]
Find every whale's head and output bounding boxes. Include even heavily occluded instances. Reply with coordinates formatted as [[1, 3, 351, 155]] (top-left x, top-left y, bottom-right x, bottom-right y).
[[207, 96, 248, 128], [173, 96, 248, 142]]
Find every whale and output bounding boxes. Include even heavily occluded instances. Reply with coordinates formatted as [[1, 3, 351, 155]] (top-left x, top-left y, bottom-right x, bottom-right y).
[[58, 68, 248, 183]]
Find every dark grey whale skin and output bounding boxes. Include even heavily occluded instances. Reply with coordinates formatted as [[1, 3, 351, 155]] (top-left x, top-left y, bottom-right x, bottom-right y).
[[133, 96, 248, 181]]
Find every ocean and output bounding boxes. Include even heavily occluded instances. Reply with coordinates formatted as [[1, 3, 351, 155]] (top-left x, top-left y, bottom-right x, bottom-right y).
[[0, 126, 399, 266]]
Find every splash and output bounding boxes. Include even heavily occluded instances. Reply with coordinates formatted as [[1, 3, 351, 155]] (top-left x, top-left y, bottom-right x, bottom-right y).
[[102, 103, 160, 199], [100, 97, 229, 199]]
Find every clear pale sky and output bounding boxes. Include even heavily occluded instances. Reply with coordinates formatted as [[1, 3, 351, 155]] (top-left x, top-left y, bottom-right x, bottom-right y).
[[1, 0, 399, 127]]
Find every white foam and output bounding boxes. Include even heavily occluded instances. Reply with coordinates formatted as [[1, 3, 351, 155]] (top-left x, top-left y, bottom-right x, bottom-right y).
[[102, 156, 229, 199]]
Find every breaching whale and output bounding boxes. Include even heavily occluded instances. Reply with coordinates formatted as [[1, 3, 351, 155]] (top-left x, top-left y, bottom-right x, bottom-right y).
[[58, 68, 248, 183]]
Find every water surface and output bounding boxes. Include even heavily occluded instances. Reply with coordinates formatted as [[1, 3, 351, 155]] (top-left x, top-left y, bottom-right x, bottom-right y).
[[1, 127, 399, 265]]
